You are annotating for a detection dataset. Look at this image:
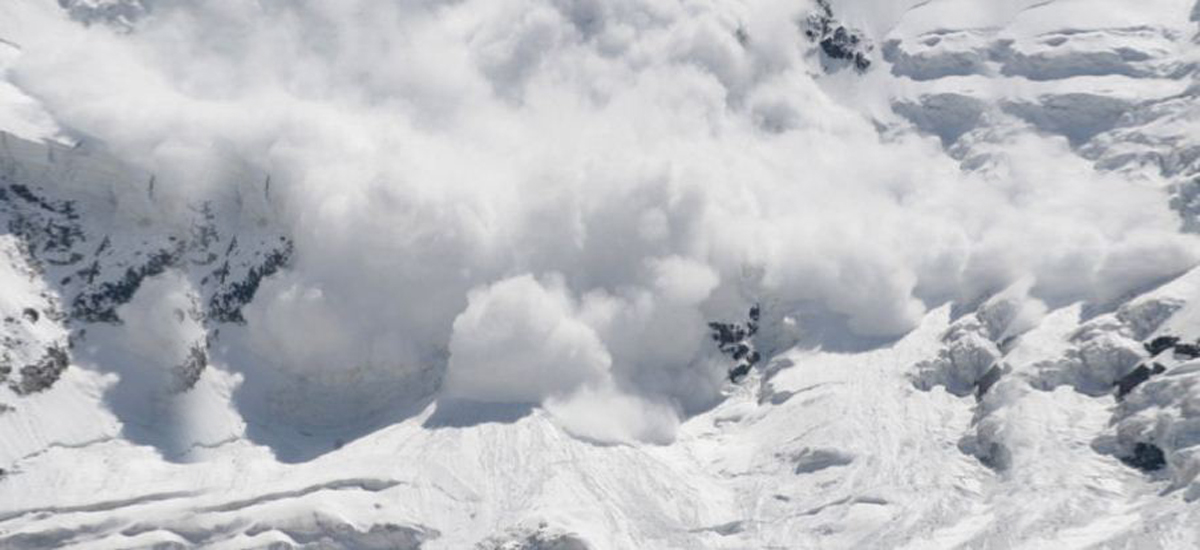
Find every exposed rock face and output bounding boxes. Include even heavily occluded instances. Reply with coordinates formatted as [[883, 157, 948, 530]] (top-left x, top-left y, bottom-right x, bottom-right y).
[[1145, 335, 1181, 356], [1121, 442, 1167, 472], [170, 342, 207, 394], [10, 345, 68, 395], [1031, 316, 1148, 397], [0, 234, 71, 399], [2, 178, 293, 327], [1175, 342, 1200, 359], [1115, 360, 1200, 493], [709, 305, 761, 382], [1116, 335, 1200, 399], [0, 135, 295, 398], [975, 364, 1005, 399], [803, 0, 872, 72], [70, 244, 181, 324], [206, 236, 293, 324], [1115, 363, 1167, 400], [56, 0, 149, 29]]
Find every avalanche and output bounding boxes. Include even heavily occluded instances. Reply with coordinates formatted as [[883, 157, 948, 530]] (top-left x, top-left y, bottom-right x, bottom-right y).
[[2, 0, 1200, 548]]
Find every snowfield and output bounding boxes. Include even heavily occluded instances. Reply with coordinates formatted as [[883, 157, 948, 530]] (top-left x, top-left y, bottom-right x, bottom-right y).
[[2, 0, 1200, 548]]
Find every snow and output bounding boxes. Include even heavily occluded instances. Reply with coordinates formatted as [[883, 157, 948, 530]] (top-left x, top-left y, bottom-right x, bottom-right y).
[[6, 294, 1200, 547], [2, 0, 1200, 547], [0, 43, 65, 145]]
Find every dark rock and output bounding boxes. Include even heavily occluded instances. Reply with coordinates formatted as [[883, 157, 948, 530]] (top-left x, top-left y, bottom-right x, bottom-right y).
[[711, 305, 763, 382], [803, 0, 872, 72], [975, 364, 1005, 398], [207, 238, 294, 323], [1120, 442, 1167, 472], [190, 203, 220, 248], [1144, 335, 1179, 356], [729, 363, 753, 383], [170, 343, 207, 393], [71, 246, 181, 323], [58, 0, 149, 29], [821, 28, 872, 70], [1174, 343, 1200, 359], [709, 322, 747, 346], [21, 308, 38, 323], [11, 345, 69, 395], [4, 172, 294, 331], [5, 185, 86, 265], [8, 184, 74, 216], [1115, 363, 1167, 399]]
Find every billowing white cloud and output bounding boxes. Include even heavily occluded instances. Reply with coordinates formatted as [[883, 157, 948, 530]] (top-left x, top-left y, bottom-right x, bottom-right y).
[[104, 270, 206, 390], [444, 274, 610, 403], [546, 384, 681, 445], [2, 0, 1197, 442]]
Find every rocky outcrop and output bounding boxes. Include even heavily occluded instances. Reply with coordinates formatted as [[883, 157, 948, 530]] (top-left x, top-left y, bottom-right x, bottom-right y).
[[710, 305, 762, 382], [1112, 361, 1200, 492], [170, 342, 207, 394], [803, 0, 872, 72], [0, 135, 294, 397], [9, 345, 68, 395], [57, 0, 149, 29], [1120, 442, 1167, 472], [1115, 362, 1166, 400], [0, 235, 72, 398], [206, 236, 293, 324]]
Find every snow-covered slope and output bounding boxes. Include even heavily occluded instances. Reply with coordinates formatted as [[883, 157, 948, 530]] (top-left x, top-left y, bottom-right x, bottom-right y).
[[2, 0, 1200, 548]]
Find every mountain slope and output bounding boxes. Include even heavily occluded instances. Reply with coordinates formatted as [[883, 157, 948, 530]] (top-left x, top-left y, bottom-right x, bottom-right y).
[[2, 0, 1200, 548]]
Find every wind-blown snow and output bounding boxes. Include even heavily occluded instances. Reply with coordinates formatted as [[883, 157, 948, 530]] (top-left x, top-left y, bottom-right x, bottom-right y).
[[2, 0, 1200, 547], [1, 0, 1196, 435], [445, 274, 613, 404]]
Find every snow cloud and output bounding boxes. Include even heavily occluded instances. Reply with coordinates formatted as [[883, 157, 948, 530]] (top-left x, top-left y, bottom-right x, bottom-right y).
[[2, 0, 1197, 442], [445, 274, 611, 403]]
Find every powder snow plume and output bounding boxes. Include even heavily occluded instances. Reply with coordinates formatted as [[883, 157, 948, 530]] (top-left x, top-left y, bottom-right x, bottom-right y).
[[4, 1, 1200, 546], [0, 0, 1195, 443]]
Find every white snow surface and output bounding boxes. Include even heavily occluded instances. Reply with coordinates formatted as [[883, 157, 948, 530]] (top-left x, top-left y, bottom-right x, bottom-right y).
[[1, 0, 1200, 548]]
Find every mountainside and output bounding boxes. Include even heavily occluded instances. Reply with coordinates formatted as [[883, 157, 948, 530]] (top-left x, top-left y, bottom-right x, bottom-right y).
[[2, 0, 1200, 548]]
